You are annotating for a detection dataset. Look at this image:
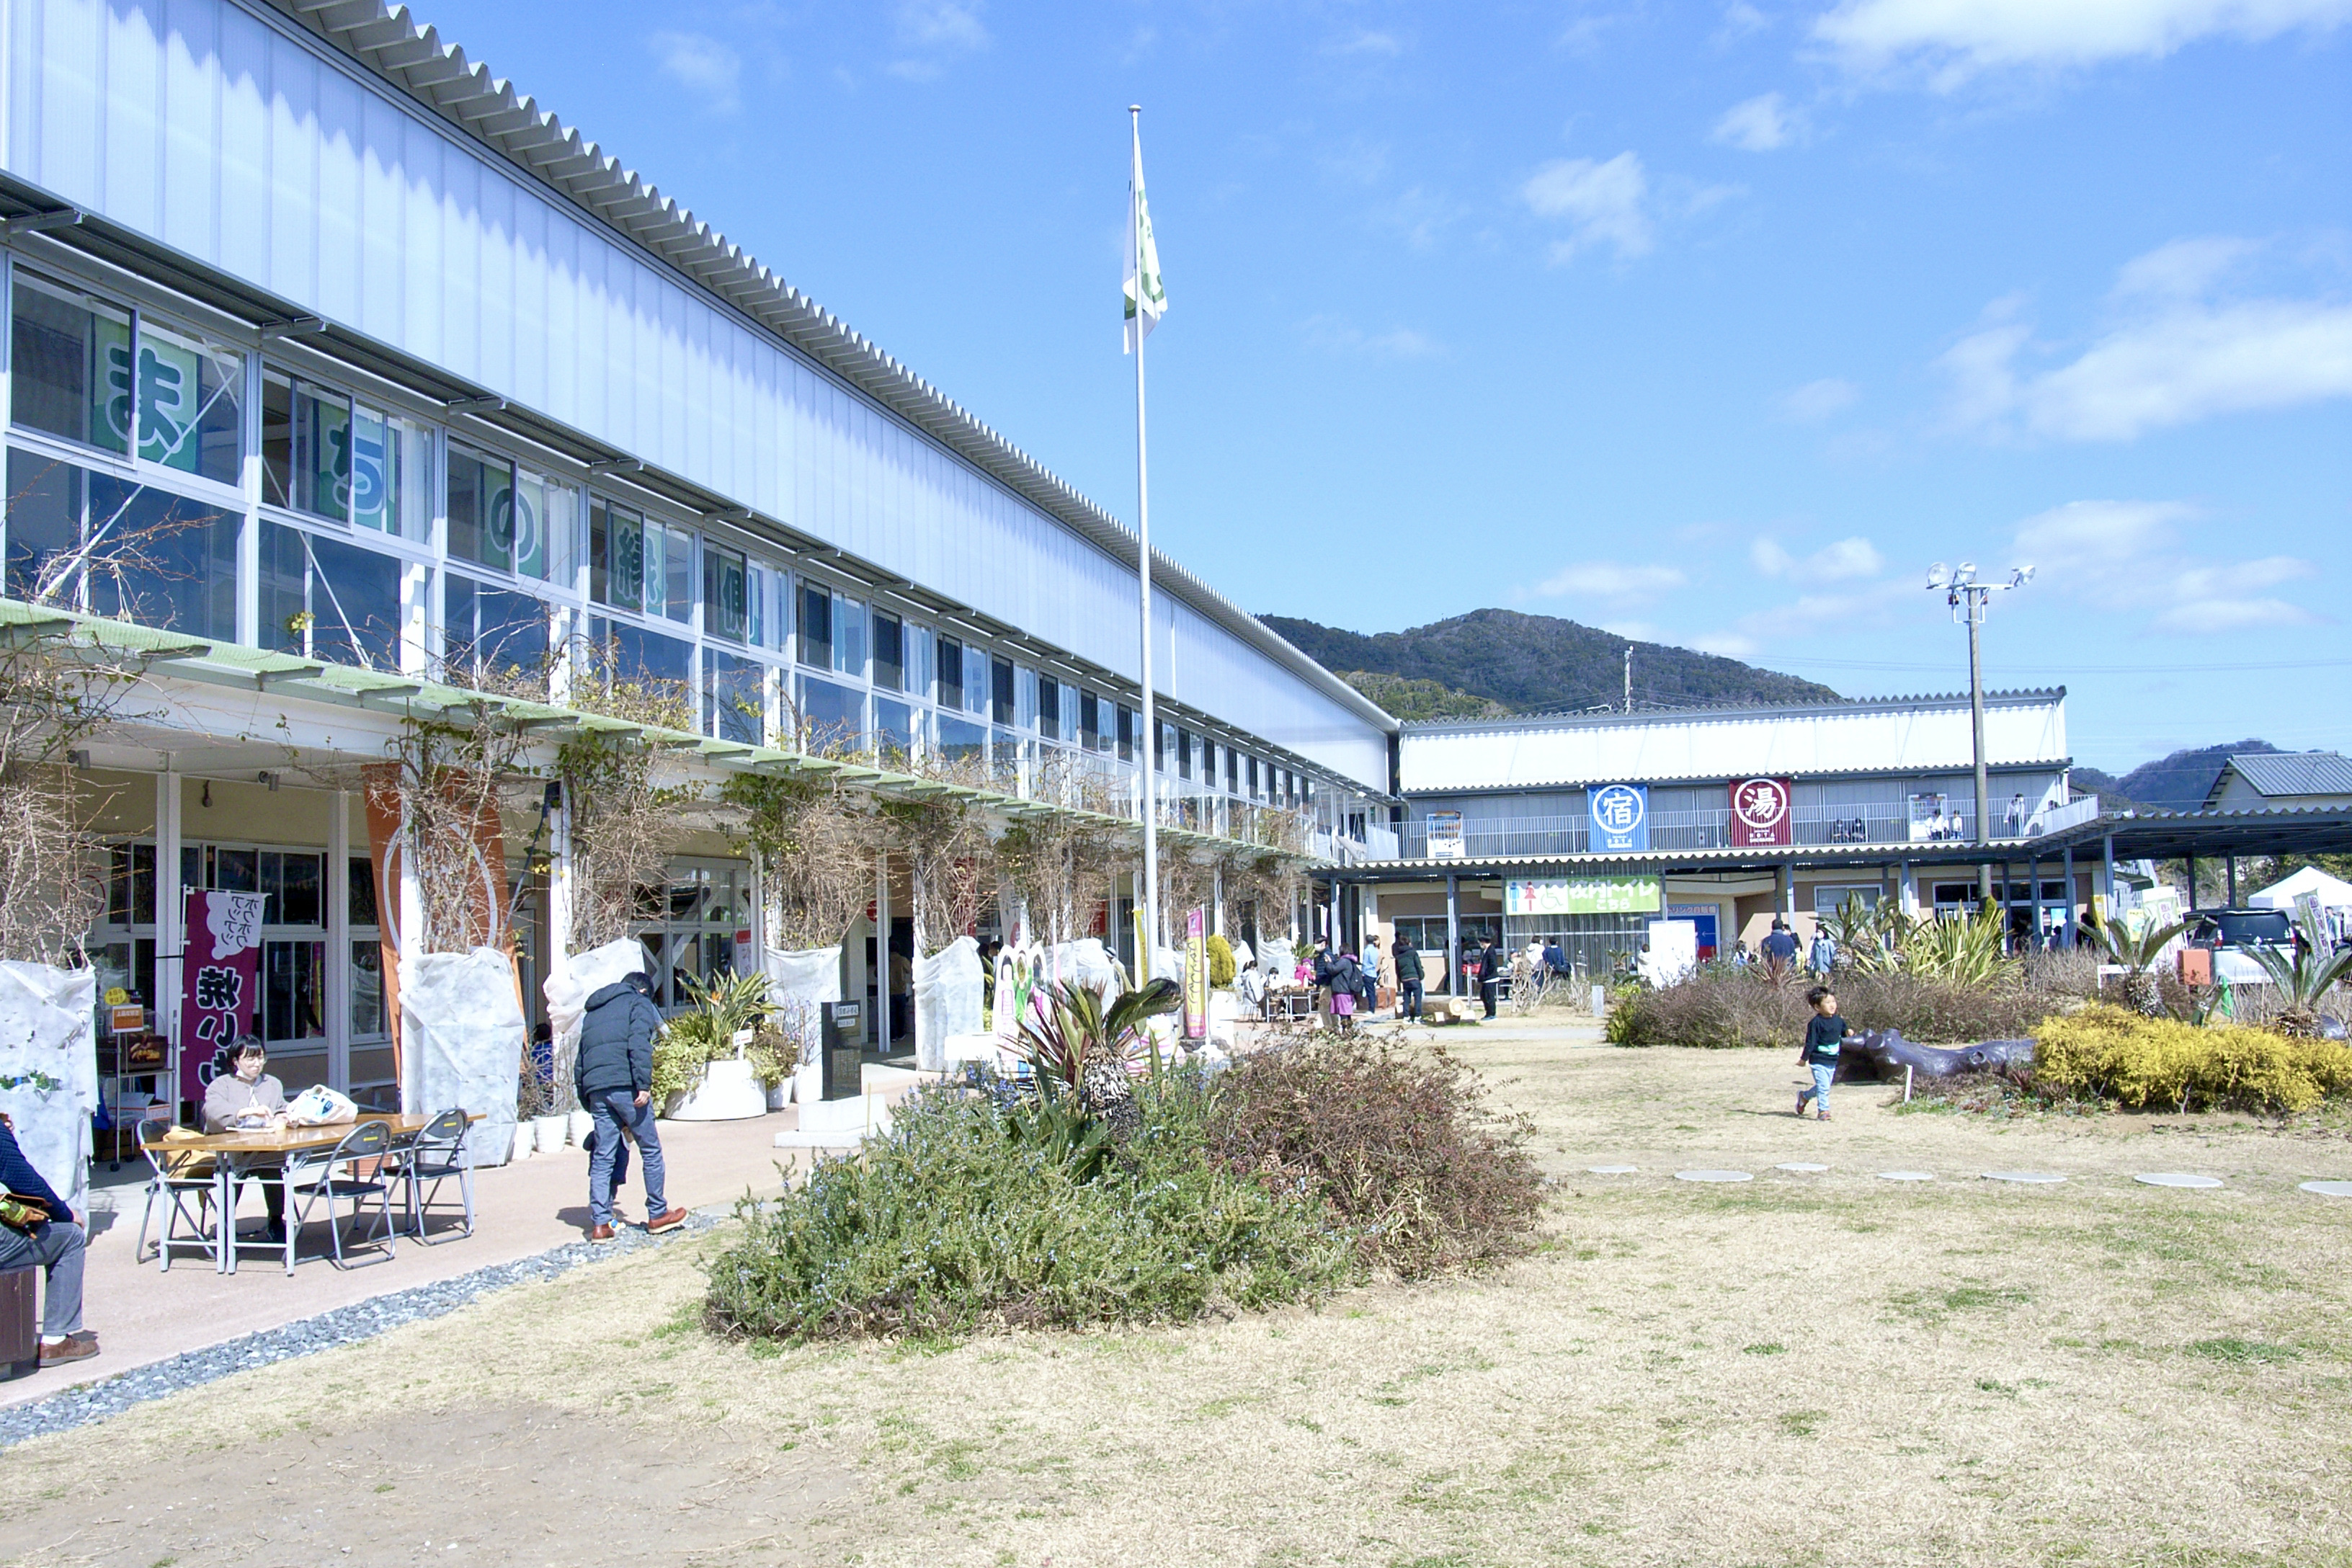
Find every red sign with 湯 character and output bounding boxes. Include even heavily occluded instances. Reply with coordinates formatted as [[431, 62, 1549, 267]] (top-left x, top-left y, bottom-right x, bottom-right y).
[[1729, 778, 1792, 847]]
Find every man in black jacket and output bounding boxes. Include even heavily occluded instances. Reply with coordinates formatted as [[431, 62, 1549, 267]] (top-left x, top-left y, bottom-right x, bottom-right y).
[[575, 973, 685, 1242]]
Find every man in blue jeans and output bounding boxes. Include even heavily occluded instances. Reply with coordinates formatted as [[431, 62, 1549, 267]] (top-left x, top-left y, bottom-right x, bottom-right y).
[[574, 972, 685, 1242], [0, 1110, 97, 1368]]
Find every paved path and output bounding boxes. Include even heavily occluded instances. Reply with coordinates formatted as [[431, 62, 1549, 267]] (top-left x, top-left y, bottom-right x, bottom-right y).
[[2, 1092, 906, 1412]]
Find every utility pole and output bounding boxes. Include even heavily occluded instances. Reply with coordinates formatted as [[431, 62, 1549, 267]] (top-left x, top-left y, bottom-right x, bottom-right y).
[[1623, 646, 1631, 715], [1926, 562, 2034, 909]]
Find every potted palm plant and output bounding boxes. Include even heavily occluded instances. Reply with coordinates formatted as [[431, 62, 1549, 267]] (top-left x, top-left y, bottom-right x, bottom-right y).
[[2238, 906, 2352, 1038], [655, 971, 772, 1121], [2088, 909, 2192, 1017], [1012, 976, 1182, 1136]]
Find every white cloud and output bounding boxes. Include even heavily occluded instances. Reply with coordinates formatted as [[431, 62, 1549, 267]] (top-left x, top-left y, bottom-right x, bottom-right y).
[[650, 32, 742, 114], [1301, 317, 1447, 360], [1941, 242, 2352, 441], [1533, 561, 1688, 600], [2010, 498, 2322, 634], [1814, 0, 2352, 80], [1750, 534, 1884, 579], [1778, 376, 1858, 421], [897, 0, 987, 49], [2152, 595, 2320, 633], [1690, 630, 1763, 658], [1713, 92, 1803, 150], [1331, 29, 1404, 55], [1523, 153, 1653, 262], [888, 0, 987, 77]]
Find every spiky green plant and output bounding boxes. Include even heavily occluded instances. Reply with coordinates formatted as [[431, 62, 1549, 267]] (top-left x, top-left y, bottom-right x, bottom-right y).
[[1902, 903, 2022, 987], [2237, 906, 2352, 1037], [2088, 910, 2191, 1018], [1012, 977, 1182, 1135]]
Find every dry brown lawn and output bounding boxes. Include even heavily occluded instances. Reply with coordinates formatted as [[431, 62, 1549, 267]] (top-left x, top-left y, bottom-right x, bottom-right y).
[[6, 1027, 2352, 1568]]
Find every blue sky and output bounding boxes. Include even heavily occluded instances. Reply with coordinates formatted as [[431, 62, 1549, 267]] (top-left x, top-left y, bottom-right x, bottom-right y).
[[416, 0, 2350, 772]]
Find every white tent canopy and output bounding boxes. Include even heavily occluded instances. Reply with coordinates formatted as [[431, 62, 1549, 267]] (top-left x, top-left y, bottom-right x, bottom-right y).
[[2248, 866, 2352, 912]]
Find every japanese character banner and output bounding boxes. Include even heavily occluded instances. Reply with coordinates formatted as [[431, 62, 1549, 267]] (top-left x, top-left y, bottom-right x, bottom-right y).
[[179, 888, 268, 1100]]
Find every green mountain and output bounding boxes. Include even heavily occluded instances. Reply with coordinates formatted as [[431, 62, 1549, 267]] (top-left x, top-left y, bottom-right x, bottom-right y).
[[1265, 609, 1841, 718], [2106, 739, 2283, 813], [1336, 672, 1508, 723]]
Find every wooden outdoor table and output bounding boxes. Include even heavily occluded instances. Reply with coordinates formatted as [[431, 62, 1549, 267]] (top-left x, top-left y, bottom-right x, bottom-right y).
[[165, 1113, 456, 1274]]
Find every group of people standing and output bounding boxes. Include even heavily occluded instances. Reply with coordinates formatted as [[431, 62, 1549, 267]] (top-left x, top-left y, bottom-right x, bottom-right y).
[[1297, 929, 1538, 1025]]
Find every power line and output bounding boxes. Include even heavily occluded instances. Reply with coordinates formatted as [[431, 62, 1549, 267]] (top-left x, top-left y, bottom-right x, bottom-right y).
[[1777, 657, 2352, 674]]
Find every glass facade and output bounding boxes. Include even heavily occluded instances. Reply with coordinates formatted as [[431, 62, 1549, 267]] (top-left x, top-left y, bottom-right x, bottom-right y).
[[1, 255, 1367, 841]]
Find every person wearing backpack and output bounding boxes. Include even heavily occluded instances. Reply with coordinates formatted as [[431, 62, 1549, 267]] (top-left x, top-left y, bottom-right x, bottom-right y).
[[1394, 934, 1425, 1022], [575, 972, 685, 1242]]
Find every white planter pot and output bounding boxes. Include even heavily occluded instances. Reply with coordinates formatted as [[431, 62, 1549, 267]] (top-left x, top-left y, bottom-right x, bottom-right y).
[[1208, 992, 1242, 1048], [568, 1109, 595, 1146], [764, 1079, 790, 1112], [533, 1113, 569, 1153], [793, 1061, 822, 1106], [504, 1124, 530, 1162], [662, 1057, 769, 1121]]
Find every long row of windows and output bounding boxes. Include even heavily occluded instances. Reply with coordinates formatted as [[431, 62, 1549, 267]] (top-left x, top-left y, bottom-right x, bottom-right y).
[[2, 256, 1334, 821]]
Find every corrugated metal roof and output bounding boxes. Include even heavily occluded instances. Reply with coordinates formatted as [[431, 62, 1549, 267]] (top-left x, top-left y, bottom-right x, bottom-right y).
[[255, 0, 1395, 739], [2214, 752, 2352, 801], [1401, 689, 2067, 736]]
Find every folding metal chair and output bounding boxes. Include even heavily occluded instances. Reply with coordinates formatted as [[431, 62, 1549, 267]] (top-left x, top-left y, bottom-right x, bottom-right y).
[[133, 1122, 220, 1273], [398, 1109, 474, 1244], [282, 1121, 397, 1272]]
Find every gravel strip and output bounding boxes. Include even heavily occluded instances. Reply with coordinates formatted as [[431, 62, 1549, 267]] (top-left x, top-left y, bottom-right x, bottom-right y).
[[0, 1212, 722, 1451]]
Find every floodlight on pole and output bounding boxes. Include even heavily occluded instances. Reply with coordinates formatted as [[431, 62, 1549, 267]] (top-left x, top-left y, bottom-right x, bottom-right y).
[[1926, 560, 2034, 908]]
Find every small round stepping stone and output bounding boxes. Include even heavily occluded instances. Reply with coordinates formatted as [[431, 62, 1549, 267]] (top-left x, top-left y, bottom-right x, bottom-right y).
[[1776, 1162, 1830, 1173], [1982, 1171, 2066, 1184], [2299, 1180, 2352, 1198], [1877, 1170, 1936, 1182], [1675, 1169, 1753, 1183], [1587, 1164, 1639, 1175], [2134, 1172, 2223, 1189]]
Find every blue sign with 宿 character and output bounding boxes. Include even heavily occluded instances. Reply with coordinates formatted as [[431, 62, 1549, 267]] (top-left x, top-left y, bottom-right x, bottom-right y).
[[1589, 783, 1649, 853]]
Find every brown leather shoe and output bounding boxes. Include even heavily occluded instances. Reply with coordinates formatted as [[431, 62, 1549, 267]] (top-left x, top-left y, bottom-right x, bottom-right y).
[[39, 1337, 99, 1368], [646, 1206, 687, 1234], [589, 1224, 616, 1242]]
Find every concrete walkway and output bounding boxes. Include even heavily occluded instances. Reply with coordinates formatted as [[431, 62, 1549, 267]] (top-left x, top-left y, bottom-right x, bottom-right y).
[[3, 1084, 923, 1412]]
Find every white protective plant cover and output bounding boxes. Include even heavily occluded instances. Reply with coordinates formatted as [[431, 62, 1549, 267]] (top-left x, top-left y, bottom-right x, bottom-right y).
[[543, 938, 655, 1110], [406, 948, 527, 1167], [0, 963, 97, 1213], [914, 936, 984, 1072], [762, 945, 843, 1069]]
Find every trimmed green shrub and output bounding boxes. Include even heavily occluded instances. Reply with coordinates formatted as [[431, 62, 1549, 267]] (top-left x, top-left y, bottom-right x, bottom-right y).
[[704, 1072, 1356, 1342], [1206, 932, 1237, 989], [1206, 1034, 1544, 1278], [2034, 1004, 2352, 1113], [1605, 966, 2054, 1048]]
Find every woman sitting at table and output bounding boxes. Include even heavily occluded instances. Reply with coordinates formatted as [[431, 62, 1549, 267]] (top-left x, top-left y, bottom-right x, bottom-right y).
[[202, 1035, 288, 1244]]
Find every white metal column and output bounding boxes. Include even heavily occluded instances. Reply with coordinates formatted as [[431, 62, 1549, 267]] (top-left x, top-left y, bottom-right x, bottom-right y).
[[874, 853, 891, 1051], [326, 788, 351, 1092], [155, 765, 184, 1113], [396, 796, 424, 1115]]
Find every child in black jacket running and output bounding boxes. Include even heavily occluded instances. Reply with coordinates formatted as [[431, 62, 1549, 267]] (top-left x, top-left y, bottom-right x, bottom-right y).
[[1795, 985, 1848, 1122]]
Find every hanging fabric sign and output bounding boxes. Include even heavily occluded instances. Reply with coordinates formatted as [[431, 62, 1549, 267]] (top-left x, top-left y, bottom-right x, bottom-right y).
[[179, 888, 268, 1099], [1728, 778, 1792, 847], [1587, 784, 1649, 853], [1182, 906, 1208, 1041]]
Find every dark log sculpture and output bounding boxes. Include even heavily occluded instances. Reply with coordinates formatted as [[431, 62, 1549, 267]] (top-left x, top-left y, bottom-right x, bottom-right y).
[[1834, 1028, 2038, 1082]]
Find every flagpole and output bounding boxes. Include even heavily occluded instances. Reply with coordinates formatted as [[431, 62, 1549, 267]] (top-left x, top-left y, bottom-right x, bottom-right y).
[[1130, 103, 1162, 966]]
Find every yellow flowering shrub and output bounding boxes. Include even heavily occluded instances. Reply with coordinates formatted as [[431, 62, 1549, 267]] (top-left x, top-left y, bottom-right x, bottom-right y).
[[2034, 1004, 2352, 1113]]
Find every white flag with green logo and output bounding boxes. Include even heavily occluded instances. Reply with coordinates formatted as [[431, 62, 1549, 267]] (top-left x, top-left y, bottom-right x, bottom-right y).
[[1123, 126, 1166, 353]]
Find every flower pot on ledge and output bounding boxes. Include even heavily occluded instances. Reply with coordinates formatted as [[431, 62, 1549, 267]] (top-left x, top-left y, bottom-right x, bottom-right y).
[[661, 1056, 769, 1121]]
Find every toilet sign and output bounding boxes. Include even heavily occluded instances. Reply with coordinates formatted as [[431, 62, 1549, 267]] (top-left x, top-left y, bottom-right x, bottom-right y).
[[1729, 777, 1792, 847]]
